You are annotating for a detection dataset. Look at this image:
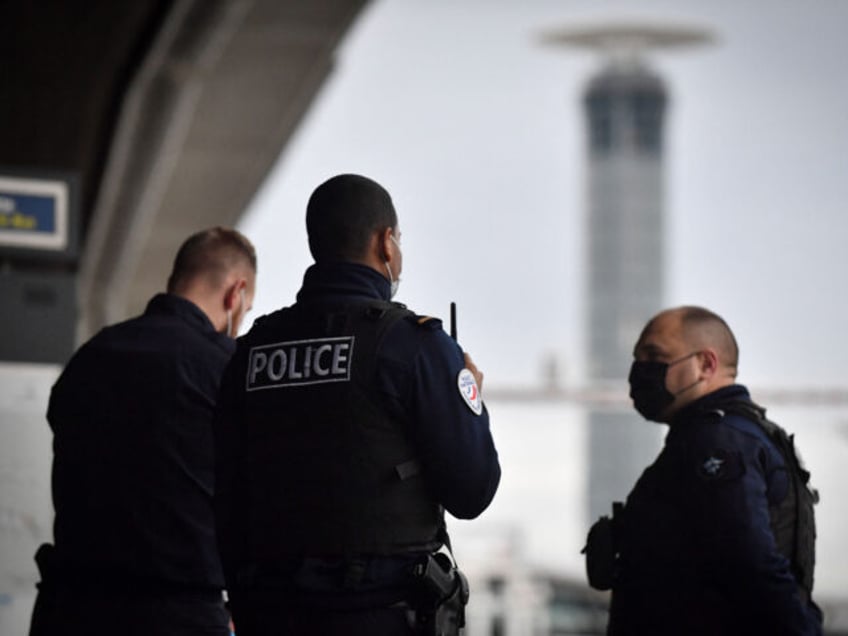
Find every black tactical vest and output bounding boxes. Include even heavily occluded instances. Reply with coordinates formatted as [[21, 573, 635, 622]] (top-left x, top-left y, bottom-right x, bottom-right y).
[[238, 299, 442, 561], [716, 400, 818, 598]]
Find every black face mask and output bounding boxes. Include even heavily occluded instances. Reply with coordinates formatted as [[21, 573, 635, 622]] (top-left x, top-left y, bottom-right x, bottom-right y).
[[628, 352, 699, 422]]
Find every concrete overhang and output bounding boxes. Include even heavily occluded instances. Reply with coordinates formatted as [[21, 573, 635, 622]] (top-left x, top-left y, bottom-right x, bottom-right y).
[[0, 0, 368, 347]]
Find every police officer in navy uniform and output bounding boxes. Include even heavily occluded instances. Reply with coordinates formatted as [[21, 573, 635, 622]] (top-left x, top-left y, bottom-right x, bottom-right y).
[[214, 174, 501, 635], [29, 227, 256, 636], [589, 306, 822, 635]]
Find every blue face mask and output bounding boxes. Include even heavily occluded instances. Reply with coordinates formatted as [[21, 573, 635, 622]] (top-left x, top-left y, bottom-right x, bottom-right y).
[[628, 352, 699, 421]]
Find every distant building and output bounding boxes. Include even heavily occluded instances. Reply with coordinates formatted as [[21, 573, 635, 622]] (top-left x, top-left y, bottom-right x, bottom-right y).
[[584, 64, 666, 381], [459, 526, 609, 636], [467, 571, 609, 636], [583, 59, 669, 521], [544, 23, 712, 520]]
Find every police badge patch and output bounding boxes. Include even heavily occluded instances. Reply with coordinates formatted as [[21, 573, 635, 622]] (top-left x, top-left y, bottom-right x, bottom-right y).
[[457, 368, 483, 416]]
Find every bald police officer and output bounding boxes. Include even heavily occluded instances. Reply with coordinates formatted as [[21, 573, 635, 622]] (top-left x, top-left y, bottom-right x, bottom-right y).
[[214, 174, 501, 635], [30, 227, 256, 636], [588, 306, 822, 635]]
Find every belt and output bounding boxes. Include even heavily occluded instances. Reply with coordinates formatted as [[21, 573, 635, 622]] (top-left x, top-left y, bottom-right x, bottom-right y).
[[232, 555, 425, 610]]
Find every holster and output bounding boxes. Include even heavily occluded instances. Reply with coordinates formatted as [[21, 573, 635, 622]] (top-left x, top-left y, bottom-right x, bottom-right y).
[[34, 543, 57, 587], [411, 552, 469, 636], [582, 502, 622, 591]]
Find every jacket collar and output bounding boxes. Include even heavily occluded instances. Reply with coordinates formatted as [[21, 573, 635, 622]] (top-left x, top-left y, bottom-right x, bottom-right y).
[[669, 384, 751, 429], [296, 262, 392, 304], [145, 293, 234, 352]]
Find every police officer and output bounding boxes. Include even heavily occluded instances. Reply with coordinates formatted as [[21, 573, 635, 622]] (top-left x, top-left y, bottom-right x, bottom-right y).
[[214, 173, 501, 635], [588, 306, 822, 635], [29, 227, 256, 636]]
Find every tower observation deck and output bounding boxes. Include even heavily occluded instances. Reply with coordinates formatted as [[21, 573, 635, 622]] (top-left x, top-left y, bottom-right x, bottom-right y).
[[545, 23, 713, 520]]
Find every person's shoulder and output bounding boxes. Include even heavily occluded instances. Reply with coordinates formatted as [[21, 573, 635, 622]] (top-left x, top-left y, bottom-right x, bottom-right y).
[[396, 306, 445, 334], [707, 393, 776, 449], [383, 304, 450, 346], [377, 304, 457, 367], [682, 401, 784, 482], [131, 306, 234, 364], [687, 405, 767, 449], [237, 306, 299, 350], [246, 306, 289, 330], [677, 415, 749, 483], [69, 314, 147, 359], [720, 410, 771, 442]]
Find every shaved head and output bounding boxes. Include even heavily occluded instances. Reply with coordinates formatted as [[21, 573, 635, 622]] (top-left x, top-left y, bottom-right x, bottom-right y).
[[641, 306, 739, 374], [632, 305, 740, 420]]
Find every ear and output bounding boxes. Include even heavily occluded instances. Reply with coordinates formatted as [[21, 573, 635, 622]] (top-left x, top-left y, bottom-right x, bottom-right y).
[[699, 348, 719, 378], [380, 226, 396, 263], [223, 279, 246, 310]]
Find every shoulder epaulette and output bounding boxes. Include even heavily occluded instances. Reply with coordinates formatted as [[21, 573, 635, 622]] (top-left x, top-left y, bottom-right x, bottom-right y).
[[407, 314, 443, 331]]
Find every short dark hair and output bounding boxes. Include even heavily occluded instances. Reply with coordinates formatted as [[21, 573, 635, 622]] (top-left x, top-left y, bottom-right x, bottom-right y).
[[306, 174, 398, 263], [167, 227, 256, 293], [678, 305, 739, 371]]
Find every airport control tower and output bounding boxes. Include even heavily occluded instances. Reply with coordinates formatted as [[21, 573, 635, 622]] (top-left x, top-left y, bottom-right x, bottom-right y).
[[546, 24, 712, 519]]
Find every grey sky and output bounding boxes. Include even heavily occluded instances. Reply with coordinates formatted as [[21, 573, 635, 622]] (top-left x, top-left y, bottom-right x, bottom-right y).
[[239, 0, 848, 392]]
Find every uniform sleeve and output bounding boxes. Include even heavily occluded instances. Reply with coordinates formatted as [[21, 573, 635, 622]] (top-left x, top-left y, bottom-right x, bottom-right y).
[[377, 319, 500, 520], [688, 422, 821, 635], [212, 346, 249, 585]]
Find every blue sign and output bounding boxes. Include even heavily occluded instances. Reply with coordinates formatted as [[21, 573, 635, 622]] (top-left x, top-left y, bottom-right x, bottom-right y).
[[0, 176, 69, 251]]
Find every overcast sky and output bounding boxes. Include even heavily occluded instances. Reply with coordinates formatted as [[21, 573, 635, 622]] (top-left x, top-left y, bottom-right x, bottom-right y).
[[239, 0, 848, 393]]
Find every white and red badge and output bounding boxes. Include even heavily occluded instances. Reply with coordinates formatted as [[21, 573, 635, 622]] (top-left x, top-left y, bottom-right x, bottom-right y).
[[457, 368, 483, 416]]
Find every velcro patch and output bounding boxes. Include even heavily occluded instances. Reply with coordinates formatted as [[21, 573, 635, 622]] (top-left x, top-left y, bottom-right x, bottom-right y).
[[457, 368, 483, 416], [246, 336, 354, 391]]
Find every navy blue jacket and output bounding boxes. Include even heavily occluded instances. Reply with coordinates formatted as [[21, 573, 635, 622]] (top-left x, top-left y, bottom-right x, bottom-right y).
[[609, 385, 822, 635], [214, 263, 500, 584], [47, 293, 233, 589]]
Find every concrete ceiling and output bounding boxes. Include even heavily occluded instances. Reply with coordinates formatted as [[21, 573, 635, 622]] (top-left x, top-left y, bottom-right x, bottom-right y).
[[0, 0, 368, 341]]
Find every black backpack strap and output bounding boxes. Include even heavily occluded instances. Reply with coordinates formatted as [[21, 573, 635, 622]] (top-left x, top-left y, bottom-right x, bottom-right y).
[[715, 399, 818, 597]]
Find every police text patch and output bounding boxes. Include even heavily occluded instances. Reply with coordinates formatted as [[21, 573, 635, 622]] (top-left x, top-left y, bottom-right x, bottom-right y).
[[246, 337, 354, 391]]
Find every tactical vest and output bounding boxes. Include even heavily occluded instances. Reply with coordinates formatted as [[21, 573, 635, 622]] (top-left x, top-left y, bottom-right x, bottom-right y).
[[239, 299, 443, 561], [716, 400, 818, 598]]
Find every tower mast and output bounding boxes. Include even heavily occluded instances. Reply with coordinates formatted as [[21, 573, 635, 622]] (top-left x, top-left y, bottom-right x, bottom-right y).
[[546, 22, 713, 519]]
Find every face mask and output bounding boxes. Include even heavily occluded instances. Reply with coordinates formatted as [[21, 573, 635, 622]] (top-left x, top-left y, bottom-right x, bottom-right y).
[[628, 352, 699, 422], [384, 234, 401, 299]]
